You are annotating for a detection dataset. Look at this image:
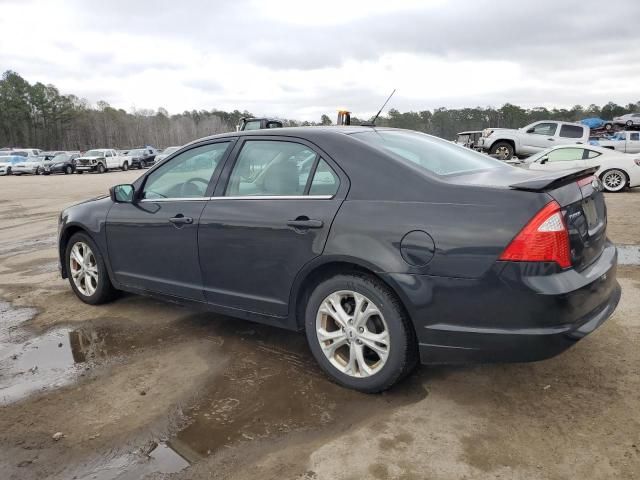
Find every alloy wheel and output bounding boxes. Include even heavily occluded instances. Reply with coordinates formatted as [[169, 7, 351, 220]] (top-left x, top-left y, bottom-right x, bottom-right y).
[[315, 290, 390, 378], [602, 170, 625, 192], [69, 241, 99, 297]]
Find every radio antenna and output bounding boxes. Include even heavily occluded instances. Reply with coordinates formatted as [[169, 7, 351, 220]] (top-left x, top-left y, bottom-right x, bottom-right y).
[[362, 89, 396, 126]]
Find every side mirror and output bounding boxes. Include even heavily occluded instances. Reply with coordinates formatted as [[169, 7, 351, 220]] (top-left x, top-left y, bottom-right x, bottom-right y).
[[526, 128, 534, 133], [110, 184, 135, 203], [539, 156, 549, 164]]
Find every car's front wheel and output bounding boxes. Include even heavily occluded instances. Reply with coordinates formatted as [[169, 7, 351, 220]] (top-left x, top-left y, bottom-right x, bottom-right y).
[[65, 232, 116, 304], [122, 161, 129, 171], [601, 169, 628, 192], [490, 141, 514, 160], [97, 163, 106, 174], [305, 274, 417, 393]]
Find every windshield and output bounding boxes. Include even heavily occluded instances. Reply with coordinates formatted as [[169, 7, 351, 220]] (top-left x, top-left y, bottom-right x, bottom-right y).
[[164, 146, 180, 155], [84, 150, 105, 157], [10, 151, 28, 157], [352, 130, 504, 176]]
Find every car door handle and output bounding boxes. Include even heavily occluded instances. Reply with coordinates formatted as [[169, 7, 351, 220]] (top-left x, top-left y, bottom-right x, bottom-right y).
[[169, 215, 193, 225], [287, 217, 323, 229], [548, 138, 555, 141]]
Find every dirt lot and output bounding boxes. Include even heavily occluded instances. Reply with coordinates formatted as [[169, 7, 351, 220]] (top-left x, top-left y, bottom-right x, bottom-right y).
[[0, 171, 639, 480]]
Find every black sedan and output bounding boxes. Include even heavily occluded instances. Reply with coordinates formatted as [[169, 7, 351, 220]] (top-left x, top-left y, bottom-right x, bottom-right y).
[[44, 153, 80, 175], [57, 127, 620, 392]]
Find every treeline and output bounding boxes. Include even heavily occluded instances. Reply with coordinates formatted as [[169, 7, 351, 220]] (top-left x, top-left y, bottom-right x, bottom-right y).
[[1, 70, 639, 150]]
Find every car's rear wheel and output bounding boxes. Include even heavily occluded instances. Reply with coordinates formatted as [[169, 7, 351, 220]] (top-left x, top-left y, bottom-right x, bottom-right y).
[[490, 141, 514, 160], [601, 169, 628, 192], [305, 273, 417, 393], [65, 232, 116, 305], [626, 120, 633, 128], [6, 167, 11, 176], [604, 122, 613, 131], [97, 163, 106, 174], [65, 165, 73, 174], [35, 167, 41, 175]]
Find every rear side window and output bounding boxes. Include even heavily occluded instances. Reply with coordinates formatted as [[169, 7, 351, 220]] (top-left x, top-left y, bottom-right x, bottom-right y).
[[547, 148, 584, 162], [559, 125, 584, 139], [309, 159, 339, 196], [586, 150, 601, 159], [225, 140, 315, 196], [352, 130, 503, 176]]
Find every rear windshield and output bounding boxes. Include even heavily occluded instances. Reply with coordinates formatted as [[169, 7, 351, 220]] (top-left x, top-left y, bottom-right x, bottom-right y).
[[352, 130, 503, 176]]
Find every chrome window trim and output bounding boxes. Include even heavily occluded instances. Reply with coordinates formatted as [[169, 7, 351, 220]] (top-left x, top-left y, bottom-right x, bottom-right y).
[[139, 195, 333, 203], [213, 195, 333, 200]]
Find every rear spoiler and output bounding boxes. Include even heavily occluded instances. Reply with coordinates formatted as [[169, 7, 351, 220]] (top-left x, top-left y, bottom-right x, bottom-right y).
[[509, 167, 598, 192]]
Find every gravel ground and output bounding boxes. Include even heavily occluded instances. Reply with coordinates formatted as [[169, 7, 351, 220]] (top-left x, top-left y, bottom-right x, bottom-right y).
[[0, 171, 638, 480]]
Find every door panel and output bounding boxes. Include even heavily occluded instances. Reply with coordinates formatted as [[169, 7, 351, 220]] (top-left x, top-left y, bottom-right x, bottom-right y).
[[107, 200, 207, 299], [198, 198, 342, 316], [522, 122, 558, 153]]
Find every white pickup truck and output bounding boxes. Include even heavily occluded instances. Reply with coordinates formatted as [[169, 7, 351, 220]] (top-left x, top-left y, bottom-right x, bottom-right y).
[[593, 131, 640, 154], [477, 121, 590, 159], [75, 149, 131, 174]]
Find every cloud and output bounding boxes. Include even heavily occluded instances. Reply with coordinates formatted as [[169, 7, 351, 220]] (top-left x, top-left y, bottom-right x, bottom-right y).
[[0, 0, 638, 120]]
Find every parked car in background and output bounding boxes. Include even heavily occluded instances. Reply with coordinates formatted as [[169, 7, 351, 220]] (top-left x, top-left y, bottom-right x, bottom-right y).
[[612, 113, 640, 128], [154, 145, 181, 163], [478, 121, 590, 159], [11, 155, 47, 175], [126, 147, 157, 169], [10, 148, 42, 158], [525, 144, 640, 192], [592, 131, 640, 154], [0, 155, 24, 175], [580, 117, 614, 131], [44, 152, 81, 175], [75, 149, 131, 174], [57, 127, 620, 392], [455, 131, 482, 150]]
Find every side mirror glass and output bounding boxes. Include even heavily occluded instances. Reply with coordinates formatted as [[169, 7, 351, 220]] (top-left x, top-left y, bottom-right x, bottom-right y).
[[110, 184, 135, 203]]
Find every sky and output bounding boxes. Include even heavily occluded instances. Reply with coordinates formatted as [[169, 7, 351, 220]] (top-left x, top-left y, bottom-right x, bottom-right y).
[[1, 0, 639, 121]]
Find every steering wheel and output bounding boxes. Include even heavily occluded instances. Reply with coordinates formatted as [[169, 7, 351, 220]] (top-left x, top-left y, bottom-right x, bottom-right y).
[[180, 177, 209, 197]]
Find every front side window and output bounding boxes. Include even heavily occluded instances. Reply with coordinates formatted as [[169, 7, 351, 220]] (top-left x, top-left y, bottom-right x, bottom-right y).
[[559, 125, 584, 139], [225, 141, 316, 196], [529, 122, 558, 136], [547, 148, 584, 162], [143, 142, 230, 199]]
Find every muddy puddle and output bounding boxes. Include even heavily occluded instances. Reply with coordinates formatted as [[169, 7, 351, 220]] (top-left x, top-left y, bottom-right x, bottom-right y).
[[617, 244, 640, 265], [1, 302, 428, 479]]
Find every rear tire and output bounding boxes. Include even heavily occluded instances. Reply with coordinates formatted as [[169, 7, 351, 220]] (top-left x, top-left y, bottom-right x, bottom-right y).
[[65, 165, 73, 174], [35, 167, 41, 175], [600, 169, 628, 192], [6, 167, 11, 176], [65, 232, 116, 305], [490, 141, 514, 160], [626, 120, 633, 128], [304, 273, 417, 393]]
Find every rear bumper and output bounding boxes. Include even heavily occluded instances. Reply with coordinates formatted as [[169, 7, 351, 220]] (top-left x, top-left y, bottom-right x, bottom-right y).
[[384, 242, 620, 364]]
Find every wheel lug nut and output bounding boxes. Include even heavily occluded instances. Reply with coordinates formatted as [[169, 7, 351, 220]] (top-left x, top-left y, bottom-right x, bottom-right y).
[[358, 327, 364, 333]]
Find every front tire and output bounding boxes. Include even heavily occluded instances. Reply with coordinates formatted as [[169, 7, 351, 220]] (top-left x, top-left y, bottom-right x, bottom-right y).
[[97, 163, 106, 174], [35, 167, 41, 175], [490, 141, 514, 160], [122, 161, 129, 171], [304, 273, 417, 393], [600, 169, 628, 192], [65, 232, 116, 305]]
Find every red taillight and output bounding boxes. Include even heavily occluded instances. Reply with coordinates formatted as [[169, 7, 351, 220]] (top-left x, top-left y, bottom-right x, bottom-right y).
[[499, 201, 571, 268]]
